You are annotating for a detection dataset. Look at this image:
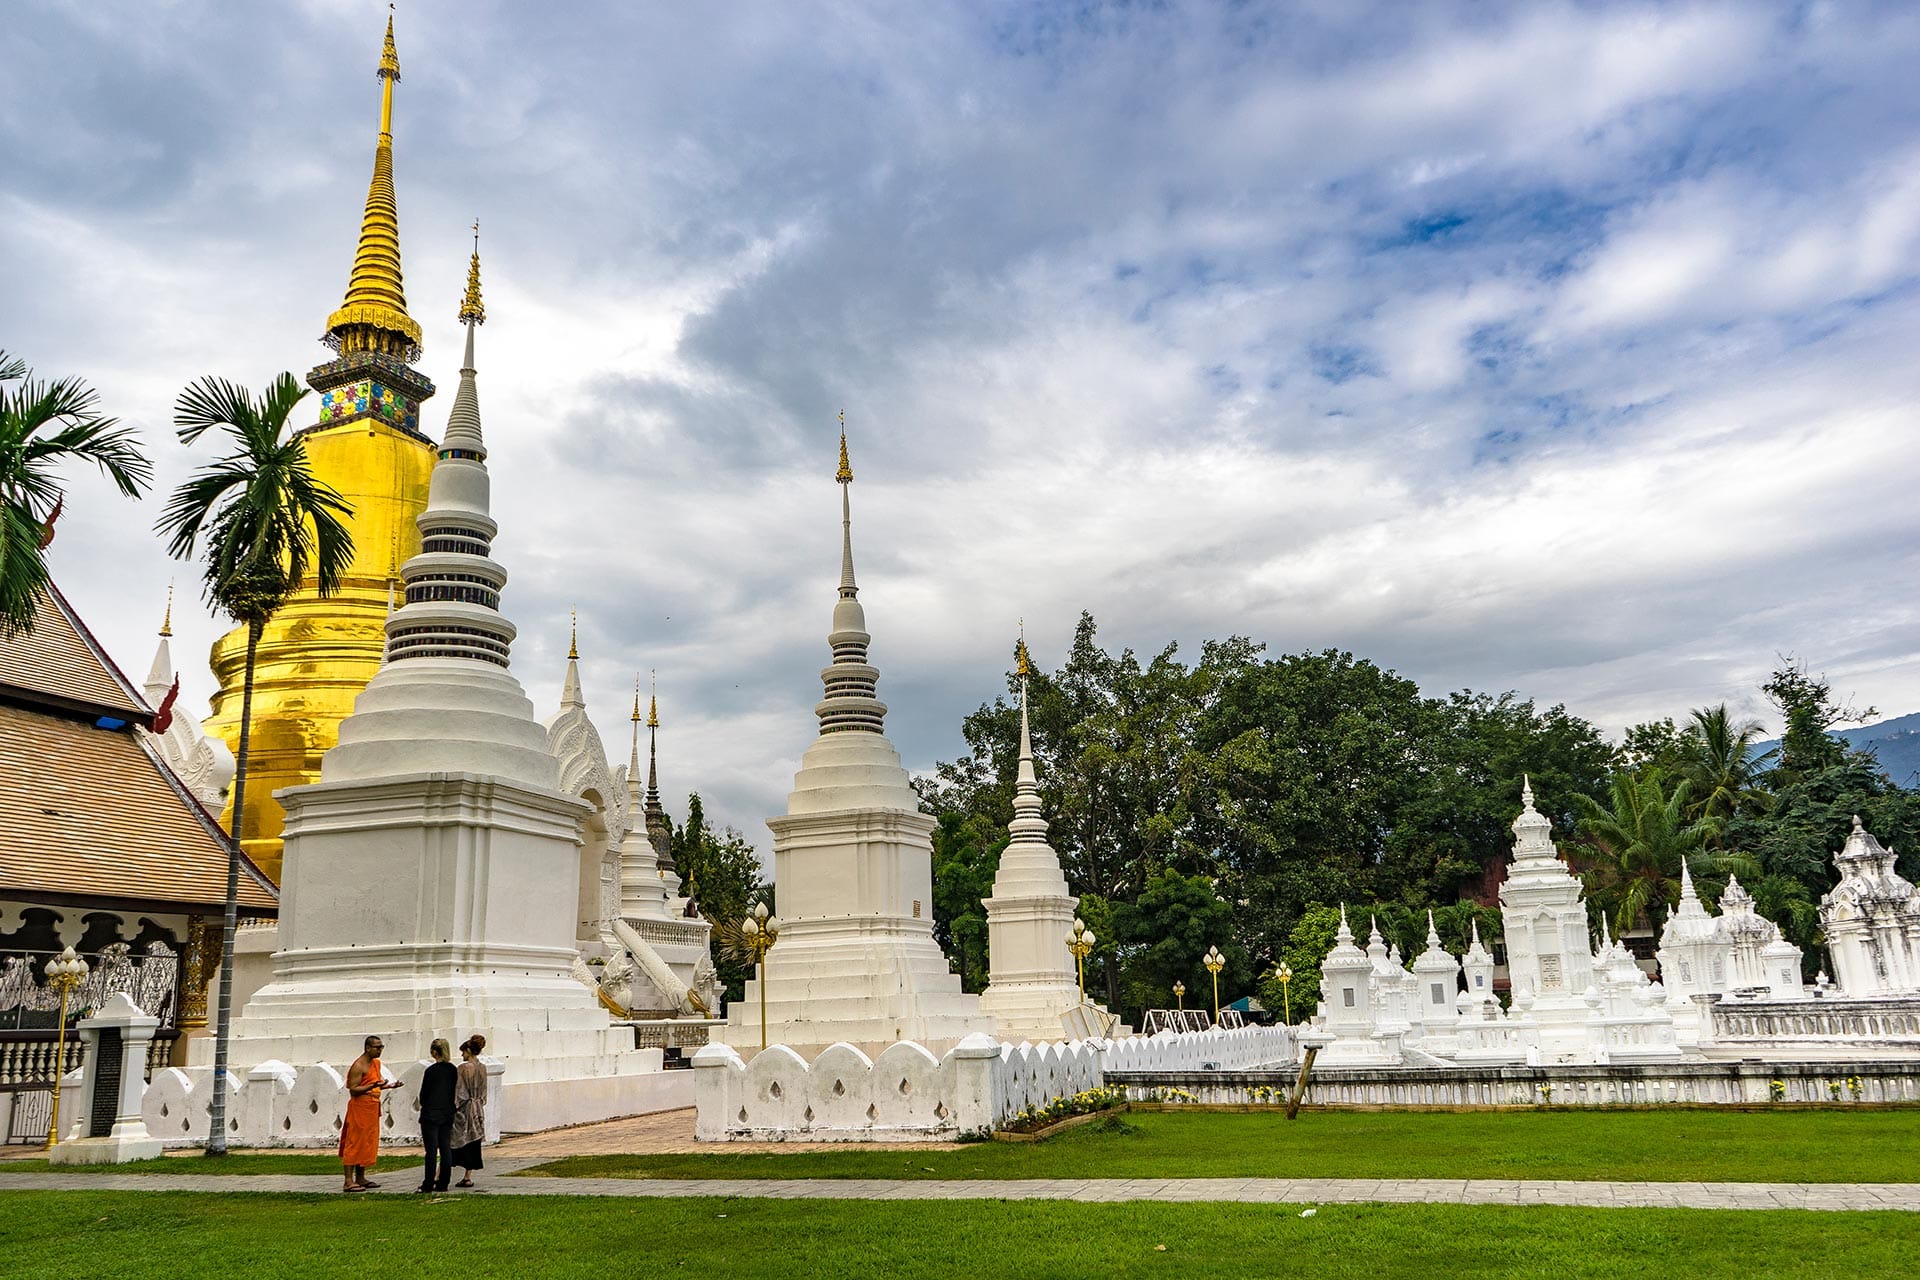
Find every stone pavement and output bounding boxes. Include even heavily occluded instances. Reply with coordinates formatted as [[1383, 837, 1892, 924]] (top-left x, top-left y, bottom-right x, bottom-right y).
[[0, 1165, 1913, 1211]]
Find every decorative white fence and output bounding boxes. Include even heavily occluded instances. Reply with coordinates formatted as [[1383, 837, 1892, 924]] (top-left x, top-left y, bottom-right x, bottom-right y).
[[1102, 1025, 1296, 1074], [692, 1026, 1303, 1142], [139, 1058, 504, 1149]]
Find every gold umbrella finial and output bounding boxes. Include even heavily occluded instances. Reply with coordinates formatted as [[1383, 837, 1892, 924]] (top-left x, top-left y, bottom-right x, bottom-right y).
[[459, 218, 486, 325], [648, 669, 660, 729], [1015, 619, 1030, 677], [160, 581, 174, 637], [632, 675, 643, 722], [568, 609, 578, 660], [836, 411, 852, 484]]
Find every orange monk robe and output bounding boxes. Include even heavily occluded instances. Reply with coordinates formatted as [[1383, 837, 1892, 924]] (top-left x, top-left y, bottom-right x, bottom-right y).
[[339, 1062, 385, 1168]]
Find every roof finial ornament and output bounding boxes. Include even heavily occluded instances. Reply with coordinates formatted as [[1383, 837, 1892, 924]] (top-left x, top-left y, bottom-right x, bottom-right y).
[[568, 608, 578, 660], [380, 5, 401, 83], [459, 220, 486, 326], [1015, 618, 1031, 678], [648, 668, 659, 729], [631, 674, 643, 723], [836, 411, 853, 484], [160, 581, 174, 637]]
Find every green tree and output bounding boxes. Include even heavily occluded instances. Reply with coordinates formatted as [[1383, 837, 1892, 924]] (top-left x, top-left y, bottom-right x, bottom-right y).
[[670, 793, 768, 1002], [1108, 869, 1244, 1024], [0, 350, 151, 634], [1258, 904, 1342, 1022], [1571, 769, 1717, 935], [1764, 661, 1871, 781], [156, 372, 352, 1156], [1620, 717, 1689, 777], [1678, 704, 1775, 828], [929, 811, 1001, 992]]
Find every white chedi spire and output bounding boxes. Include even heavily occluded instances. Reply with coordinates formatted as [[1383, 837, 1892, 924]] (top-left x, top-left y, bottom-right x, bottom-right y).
[[324, 237, 558, 789], [1510, 773, 1557, 861], [783, 426, 920, 816], [998, 638, 1066, 889], [144, 582, 174, 699]]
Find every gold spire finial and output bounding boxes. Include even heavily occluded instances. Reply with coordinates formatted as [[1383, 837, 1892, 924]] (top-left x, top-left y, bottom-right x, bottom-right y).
[[632, 675, 643, 722], [1015, 620, 1031, 678], [459, 219, 486, 325], [836, 412, 853, 484], [323, 7, 422, 361], [160, 582, 174, 637], [568, 609, 578, 660], [648, 669, 660, 728], [380, 6, 401, 82]]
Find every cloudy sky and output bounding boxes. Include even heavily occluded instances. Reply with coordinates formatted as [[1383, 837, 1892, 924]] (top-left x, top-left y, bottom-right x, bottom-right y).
[[9, 1, 1920, 848]]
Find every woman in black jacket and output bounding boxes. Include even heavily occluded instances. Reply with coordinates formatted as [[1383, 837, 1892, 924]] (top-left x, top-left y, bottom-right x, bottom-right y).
[[417, 1038, 458, 1193]]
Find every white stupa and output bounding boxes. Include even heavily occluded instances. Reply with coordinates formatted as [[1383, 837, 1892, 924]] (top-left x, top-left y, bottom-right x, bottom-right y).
[[978, 636, 1088, 1043], [214, 241, 663, 1129], [1496, 776, 1599, 1056], [135, 587, 235, 811], [718, 429, 991, 1058], [1821, 816, 1920, 995]]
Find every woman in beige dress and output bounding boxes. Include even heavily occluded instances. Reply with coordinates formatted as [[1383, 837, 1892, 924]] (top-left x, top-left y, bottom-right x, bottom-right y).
[[448, 1035, 488, 1187]]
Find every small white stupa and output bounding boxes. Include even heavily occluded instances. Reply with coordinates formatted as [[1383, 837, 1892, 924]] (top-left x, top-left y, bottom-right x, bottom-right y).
[[1496, 776, 1598, 1057], [602, 678, 720, 1019], [1821, 816, 1920, 995], [718, 427, 991, 1058], [135, 586, 235, 811], [978, 633, 1090, 1043], [214, 240, 663, 1129]]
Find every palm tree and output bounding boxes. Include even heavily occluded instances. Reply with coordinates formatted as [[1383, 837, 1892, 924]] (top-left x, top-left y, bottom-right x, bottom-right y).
[[156, 372, 352, 1156], [1680, 704, 1775, 829], [1572, 769, 1718, 936], [0, 350, 151, 634]]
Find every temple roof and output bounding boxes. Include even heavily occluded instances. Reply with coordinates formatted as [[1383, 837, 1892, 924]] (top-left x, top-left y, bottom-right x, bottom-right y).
[[0, 585, 275, 912], [0, 582, 145, 720], [0, 703, 276, 911]]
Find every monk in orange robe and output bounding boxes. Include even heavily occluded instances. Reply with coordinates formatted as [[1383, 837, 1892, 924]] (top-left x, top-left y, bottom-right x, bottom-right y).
[[341, 1034, 403, 1192]]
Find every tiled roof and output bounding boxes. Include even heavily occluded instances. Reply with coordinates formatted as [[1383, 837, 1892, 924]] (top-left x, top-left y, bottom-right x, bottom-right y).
[[0, 702, 277, 912], [0, 584, 146, 718]]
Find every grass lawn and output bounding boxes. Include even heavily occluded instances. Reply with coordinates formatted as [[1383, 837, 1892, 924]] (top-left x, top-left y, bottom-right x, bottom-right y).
[[0, 1153, 420, 1176], [0, 1190, 1910, 1279], [521, 1107, 1920, 1184]]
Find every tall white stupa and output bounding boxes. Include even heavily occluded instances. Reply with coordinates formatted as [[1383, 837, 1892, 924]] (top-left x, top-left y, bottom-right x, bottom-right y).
[[1497, 776, 1599, 1056], [214, 239, 663, 1128], [978, 634, 1086, 1042], [718, 428, 991, 1058]]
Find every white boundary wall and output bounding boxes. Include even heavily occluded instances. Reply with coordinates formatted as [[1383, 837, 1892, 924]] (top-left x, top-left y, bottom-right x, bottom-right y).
[[1102, 1025, 1296, 1073], [138, 1059, 506, 1150], [692, 1026, 1298, 1141]]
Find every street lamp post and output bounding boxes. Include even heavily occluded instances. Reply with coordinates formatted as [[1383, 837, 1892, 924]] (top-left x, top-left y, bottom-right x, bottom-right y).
[[1173, 980, 1185, 1011], [741, 902, 780, 1053], [1276, 962, 1293, 1025], [1203, 945, 1226, 1027], [42, 946, 89, 1150], [1067, 918, 1096, 1003]]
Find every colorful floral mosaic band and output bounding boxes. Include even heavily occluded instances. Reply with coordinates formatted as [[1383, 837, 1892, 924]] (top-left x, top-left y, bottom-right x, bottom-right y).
[[317, 379, 418, 432]]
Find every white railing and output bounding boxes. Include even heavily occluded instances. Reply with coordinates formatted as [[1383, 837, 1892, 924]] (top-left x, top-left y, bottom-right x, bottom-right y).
[[1102, 1025, 1296, 1074]]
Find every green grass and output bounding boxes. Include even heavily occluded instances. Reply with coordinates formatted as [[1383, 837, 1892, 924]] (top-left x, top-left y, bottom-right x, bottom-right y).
[[520, 1107, 1920, 1184], [0, 1153, 420, 1176], [0, 1190, 1910, 1279]]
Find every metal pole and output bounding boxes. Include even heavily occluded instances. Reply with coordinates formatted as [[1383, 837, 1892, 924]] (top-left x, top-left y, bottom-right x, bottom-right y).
[[46, 984, 71, 1150], [758, 954, 768, 1053]]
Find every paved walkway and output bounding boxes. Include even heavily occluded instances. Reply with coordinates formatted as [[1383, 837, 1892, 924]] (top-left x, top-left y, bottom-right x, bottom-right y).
[[0, 1165, 1912, 1211]]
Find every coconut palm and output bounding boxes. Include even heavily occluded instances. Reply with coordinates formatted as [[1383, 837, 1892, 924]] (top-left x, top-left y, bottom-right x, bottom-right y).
[[1572, 769, 1719, 936], [1680, 704, 1775, 828], [155, 372, 352, 1155], [0, 350, 152, 635]]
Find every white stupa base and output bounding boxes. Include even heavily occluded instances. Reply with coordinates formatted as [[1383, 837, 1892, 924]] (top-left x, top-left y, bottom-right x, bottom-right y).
[[718, 919, 992, 1060], [978, 981, 1095, 1045], [49, 1132, 164, 1165]]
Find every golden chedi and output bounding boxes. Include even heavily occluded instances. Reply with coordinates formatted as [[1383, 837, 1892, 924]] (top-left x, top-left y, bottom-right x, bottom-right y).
[[203, 14, 437, 882]]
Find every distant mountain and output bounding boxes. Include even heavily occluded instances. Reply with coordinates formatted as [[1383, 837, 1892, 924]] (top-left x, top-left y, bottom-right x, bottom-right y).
[[1754, 711, 1920, 788]]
